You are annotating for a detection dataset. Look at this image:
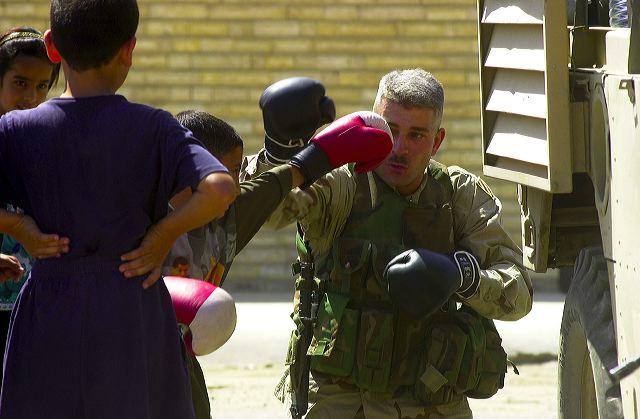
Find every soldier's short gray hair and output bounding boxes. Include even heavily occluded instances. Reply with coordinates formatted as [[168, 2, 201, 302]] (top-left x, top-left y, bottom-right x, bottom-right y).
[[373, 68, 445, 129]]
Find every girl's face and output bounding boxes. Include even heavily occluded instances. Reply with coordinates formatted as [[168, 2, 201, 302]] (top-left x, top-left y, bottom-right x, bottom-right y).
[[0, 54, 53, 114]]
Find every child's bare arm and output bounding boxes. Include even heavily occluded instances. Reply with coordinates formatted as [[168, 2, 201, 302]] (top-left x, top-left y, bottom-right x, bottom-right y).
[[0, 210, 70, 259], [119, 171, 238, 288]]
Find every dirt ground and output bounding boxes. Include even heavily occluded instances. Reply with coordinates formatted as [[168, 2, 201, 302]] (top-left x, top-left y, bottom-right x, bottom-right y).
[[203, 360, 558, 419]]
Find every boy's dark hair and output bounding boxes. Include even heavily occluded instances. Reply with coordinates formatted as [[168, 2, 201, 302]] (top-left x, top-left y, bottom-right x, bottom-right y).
[[50, 0, 139, 71], [0, 27, 60, 89], [176, 110, 243, 158]]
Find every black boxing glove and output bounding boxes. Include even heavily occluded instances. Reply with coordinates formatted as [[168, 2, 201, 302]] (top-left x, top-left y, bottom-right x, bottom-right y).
[[383, 249, 481, 318], [260, 77, 336, 164]]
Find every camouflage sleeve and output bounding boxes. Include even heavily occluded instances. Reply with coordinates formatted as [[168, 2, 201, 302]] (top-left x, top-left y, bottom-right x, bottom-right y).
[[297, 166, 356, 263], [240, 150, 297, 230], [449, 166, 533, 321], [239, 150, 269, 182], [234, 164, 293, 253], [241, 149, 356, 263]]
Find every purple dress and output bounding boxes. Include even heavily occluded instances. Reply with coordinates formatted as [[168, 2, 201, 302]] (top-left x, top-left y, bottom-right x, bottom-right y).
[[0, 95, 227, 419]]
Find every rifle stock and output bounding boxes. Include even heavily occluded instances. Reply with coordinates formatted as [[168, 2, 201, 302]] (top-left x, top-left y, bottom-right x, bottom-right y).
[[290, 261, 317, 419]]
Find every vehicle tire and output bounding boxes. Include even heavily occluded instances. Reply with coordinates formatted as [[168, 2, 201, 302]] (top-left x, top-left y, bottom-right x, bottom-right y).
[[557, 267, 573, 294], [558, 246, 622, 419]]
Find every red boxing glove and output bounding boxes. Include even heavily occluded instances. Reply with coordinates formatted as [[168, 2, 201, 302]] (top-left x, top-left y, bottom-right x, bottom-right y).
[[289, 111, 393, 188], [313, 111, 393, 173], [164, 276, 237, 356]]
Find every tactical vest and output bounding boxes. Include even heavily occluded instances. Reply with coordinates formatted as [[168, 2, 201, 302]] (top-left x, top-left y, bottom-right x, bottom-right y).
[[290, 162, 508, 404]]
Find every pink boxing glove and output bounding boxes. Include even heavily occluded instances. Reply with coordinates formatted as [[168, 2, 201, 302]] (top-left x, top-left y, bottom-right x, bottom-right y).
[[288, 111, 393, 188], [163, 276, 237, 356]]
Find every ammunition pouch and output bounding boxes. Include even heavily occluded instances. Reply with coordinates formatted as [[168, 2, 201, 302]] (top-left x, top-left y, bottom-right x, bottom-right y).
[[308, 292, 358, 377], [306, 294, 507, 403], [414, 306, 507, 403]]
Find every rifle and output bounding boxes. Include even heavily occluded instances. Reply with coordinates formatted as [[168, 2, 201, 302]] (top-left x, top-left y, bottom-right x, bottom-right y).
[[289, 228, 323, 419]]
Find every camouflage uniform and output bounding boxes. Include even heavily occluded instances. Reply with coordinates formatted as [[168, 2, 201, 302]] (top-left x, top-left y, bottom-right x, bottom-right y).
[[244, 151, 532, 419]]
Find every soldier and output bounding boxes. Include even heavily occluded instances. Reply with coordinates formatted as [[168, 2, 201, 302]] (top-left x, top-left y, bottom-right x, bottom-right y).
[[243, 68, 533, 418]]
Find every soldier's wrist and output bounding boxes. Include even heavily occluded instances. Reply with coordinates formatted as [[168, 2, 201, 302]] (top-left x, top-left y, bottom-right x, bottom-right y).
[[453, 250, 481, 299]]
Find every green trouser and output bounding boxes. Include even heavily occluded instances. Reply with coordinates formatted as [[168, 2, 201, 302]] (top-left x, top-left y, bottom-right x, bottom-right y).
[[303, 374, 472, 419], [185, 351, 212, 419]]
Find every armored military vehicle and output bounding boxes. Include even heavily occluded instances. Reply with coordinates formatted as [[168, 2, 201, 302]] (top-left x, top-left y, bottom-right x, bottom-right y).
[[476, 0, 639, 417]]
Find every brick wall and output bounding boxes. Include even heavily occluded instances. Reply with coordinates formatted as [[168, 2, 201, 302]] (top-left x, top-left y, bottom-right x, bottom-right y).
[[2, 0, 522, 289]]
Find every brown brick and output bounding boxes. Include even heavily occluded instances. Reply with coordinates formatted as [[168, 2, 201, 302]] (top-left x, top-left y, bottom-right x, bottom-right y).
[[444, 56, 479, 70], [136, 54, 168, 69], [294, 55, 351, 70], [167, 54, 192, 70], [390, 38, 477, 54], [145, 71, 201, 86], [425, 7, 477, 21], [359, 6, 426, 20], [364, 56, 445, 70], [253, 56, 296, 70], [191, 55, 252, 70], [209, 5, 286, 20], [135, 38, 164, 53], [218, 40, 274, 53], [212, 88, 252, 102], [202, 72, 272, 87], [150, 4, 209, 19], [316, 22, 397, 37], [145, 21, 230, 37], [254, 22, 301, 37], [289, 6, 359, 20], [1, 4, 37, 17], [272, 39, 314, 53], [337, 72, 386, 87], [315, 39, 390, 53]]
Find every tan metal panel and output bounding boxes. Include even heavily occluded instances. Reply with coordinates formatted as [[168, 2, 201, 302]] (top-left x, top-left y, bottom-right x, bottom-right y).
[[477, 0, 571, 192], [484, 25, 545, 71], [606, 74, 640, 418], [485, 68, 546, 118], [482, 0, 543, 24], [486, 113, 548, 165], [483, 164, 549, 188]]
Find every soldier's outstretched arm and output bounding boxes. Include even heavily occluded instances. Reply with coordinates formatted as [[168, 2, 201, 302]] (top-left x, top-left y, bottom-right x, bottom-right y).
[[236, 111, 393, 258], [233, 163, 311, 253]]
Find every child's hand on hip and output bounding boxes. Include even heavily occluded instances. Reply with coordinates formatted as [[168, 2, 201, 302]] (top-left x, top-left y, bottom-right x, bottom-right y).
[[10, 215, 70, 259], [0, 254, 24, 282], [119, 224, 173, 289]]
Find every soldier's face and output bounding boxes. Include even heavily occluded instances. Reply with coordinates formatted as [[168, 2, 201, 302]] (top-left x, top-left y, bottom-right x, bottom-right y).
[[374, 99, 445, 195]]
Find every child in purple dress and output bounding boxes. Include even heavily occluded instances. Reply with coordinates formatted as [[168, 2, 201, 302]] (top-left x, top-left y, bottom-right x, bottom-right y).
[[0, 1, 237, 418]]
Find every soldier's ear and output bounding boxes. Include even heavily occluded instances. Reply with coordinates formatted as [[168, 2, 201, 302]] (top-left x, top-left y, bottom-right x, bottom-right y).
[[432, 128, 446, 155]]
